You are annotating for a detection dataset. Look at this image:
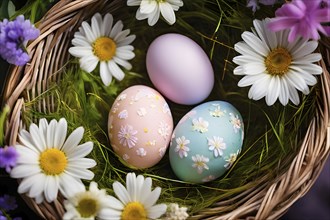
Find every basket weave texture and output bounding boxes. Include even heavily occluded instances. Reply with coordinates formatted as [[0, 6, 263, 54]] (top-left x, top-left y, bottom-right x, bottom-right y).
[[2, 0, 330, 219]]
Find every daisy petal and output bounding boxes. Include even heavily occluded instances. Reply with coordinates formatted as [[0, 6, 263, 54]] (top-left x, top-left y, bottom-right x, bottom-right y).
[[80, 55, 99, 73], [110, 20, 124, 39], [66, 141, 93, 159], [98, 208, 122, 219], [160, 2, 176, 25], [81, 21, 96, 43], [148, 6, 160, 26], [108, 60, 125, 81], [10, 164, 40, 178], [113, 181, 131, 204], [91, 13, 102, 37], [44, 176, 59, 202], [68, 158, 97, 168], [106, 196, 124, 210], [100, 61, 113, 86], [113, 57, 132, 70], [102, 13, 114, 37], [55, 118, 67, 149], [140, 0, 157, 14], [61, 127, 84, 154], [143, 187, 161, 209], [46, 119, 57, 148], [147, 204, 167, 219], [65, 167, 95, 180]]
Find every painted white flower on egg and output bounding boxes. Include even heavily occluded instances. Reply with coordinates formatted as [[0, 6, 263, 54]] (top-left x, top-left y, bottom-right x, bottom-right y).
[[118, 110, 128, 119], [118, 125, 138, 149], [123, 154, 130, 161], [175, 136, 190, 158], [208, 136, 226, 158], [163, 103, 171, 115], [192, 117, 209, 133], [202, 175, 216, 183], [229, 113, 242, 133], [136, 148, 147, 157], [146, 140, 156, 146], [209, 104, 225, 117], [224, 149, 240, 169], [118, 94, 127, 101], [159, 147, 167, 158], [192, 154, 209, 174], [137, 107, 147, 117], [158, 122, 170, 139]]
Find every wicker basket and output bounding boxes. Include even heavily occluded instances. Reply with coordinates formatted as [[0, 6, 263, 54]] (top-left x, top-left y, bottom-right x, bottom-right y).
[[1, 0, 330, 219]]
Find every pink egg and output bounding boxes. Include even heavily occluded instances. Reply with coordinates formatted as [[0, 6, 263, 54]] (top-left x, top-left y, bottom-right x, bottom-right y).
[[146, 33, 214, 105], [108, 85, 173, 169]]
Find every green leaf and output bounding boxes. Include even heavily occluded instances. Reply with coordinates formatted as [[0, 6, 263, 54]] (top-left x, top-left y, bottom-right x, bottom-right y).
[[0, 0, 10, 19], [7, 0, 15, 17]]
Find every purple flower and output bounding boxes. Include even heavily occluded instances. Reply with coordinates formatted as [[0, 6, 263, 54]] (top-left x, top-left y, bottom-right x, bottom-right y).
[[0, 15, 39, 66], [0, 195, 18, 211], [0, 146, 18, 173], [268, 0, 330, 42]]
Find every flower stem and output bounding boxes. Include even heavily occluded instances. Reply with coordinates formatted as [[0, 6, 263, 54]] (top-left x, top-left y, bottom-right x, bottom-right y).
[[0, 105, 10, 146]]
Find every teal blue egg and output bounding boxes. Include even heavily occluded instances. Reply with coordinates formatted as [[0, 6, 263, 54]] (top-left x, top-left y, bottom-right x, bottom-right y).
[[169, 101, 244, 183]]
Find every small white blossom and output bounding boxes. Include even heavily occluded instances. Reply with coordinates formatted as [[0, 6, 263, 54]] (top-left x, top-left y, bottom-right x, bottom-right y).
[[192, 154, 209, 174], [136, 148, 147, 157], [163, 203, 189, 220], [192, 117, 209, 133], [175, 136, 190, 158]]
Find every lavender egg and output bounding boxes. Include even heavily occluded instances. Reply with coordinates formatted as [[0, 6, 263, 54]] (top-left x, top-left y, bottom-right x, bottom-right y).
[[146, 33, 214, 105]]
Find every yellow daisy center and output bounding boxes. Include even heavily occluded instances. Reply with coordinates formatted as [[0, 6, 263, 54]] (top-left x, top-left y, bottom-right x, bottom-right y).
[[93, 37, 116, 61], [39, 148, 67, 175], [77, 197, 99, 218], [121, 202, 147, 220], [265, 47, 292, 76]]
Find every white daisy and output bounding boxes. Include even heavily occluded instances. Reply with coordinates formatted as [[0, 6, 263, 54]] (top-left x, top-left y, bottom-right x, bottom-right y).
[[69, 13, 136, 86], [174, 136, 190, 159], [127, 0, 184, 26], [233, 18, 322, 106], [192, 117, 209, 133], [192, 154, 209, 174], [164, 203, 189, 220], [98, 173, 167, 220], [63, 181, 113, 220], [10, 118, 96, 204], [207, 136, 226, 158]]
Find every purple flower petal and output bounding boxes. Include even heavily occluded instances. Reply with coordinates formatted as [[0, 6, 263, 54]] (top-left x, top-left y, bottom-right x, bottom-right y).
[[268, 0, 329, 41], [0, 15, 39, 66]]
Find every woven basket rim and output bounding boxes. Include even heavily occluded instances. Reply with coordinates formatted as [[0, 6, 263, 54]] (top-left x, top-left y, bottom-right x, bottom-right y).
[[1, 0, 330, 219]]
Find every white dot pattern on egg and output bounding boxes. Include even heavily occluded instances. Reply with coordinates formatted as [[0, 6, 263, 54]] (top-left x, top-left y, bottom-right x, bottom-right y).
[[169, 101, 244, 183], [108, 85, 173, 169]]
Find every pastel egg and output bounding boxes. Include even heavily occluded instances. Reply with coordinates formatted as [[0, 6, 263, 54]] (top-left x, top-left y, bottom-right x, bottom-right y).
[[108, 85, 173, 169], [146, 33, 214, 105], [169, 101, 244, 183]]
